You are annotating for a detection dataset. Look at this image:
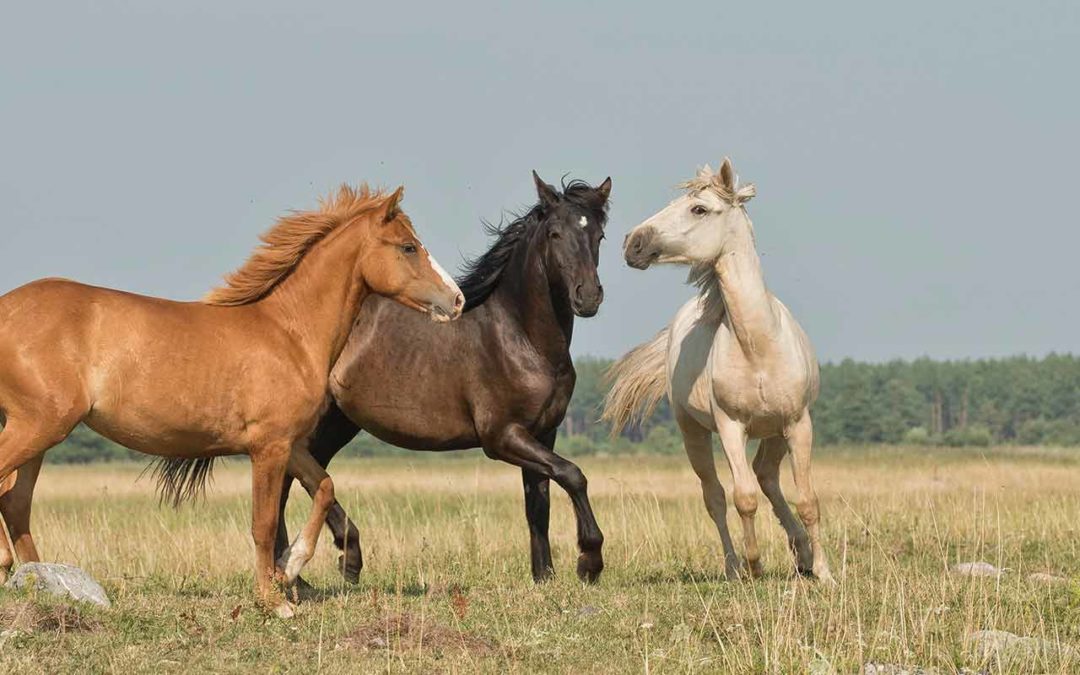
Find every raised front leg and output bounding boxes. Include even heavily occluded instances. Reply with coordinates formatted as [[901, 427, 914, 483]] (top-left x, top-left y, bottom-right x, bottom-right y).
[[276, 403, 363, 583], [276, 450, 337, 585], [522, 431, 555, 582], [675, 409, 741, 580], [488, 424, 604, 583]]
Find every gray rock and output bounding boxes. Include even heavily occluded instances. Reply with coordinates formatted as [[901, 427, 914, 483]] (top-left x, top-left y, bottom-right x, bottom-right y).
[[951, 561, 1003, 578], [577, 605, 600, 617], [5, 562, 110, 608], [967, 629, 1074, 665]]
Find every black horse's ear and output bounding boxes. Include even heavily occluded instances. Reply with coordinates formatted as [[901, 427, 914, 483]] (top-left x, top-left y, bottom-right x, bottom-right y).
[[532, 170, 559, 209], [596, 177, 612, 202]]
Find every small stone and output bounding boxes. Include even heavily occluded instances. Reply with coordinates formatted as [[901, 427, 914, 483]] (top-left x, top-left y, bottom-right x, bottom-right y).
[[577, 605, 600, 617], [950, 561, 1002, 578], [1027, 572, 1069, 585], [367, 636, 388, 649], [863, 663, 940, 674], [6, 563, 110, 608]]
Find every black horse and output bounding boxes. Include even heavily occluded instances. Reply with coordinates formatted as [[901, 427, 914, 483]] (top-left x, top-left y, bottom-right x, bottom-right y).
[[276, 172, 610, 583]]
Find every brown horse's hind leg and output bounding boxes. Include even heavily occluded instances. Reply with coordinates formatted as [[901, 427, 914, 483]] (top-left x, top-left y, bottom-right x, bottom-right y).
[[753, 437, 813, 575], [488, 424, 604, 583], [276, 449, 336, 585], [0, 455, 44, 566]]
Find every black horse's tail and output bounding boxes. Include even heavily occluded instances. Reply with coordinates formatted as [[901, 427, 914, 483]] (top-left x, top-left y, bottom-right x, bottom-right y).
[[145, 457, 217, 508]]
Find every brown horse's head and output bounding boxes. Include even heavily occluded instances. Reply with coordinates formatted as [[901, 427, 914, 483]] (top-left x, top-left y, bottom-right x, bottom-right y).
[[358, 187, 464, 322], [532, 172, 612, 317]]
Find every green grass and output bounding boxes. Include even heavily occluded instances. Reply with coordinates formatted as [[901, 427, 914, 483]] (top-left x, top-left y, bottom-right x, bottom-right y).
[[2, 448, 1079, 673]]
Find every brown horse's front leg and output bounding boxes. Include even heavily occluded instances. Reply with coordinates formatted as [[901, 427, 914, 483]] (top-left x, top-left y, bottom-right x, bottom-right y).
[[250, 448, 292, 618], [488, 424, 604, 583], [522, 468, 553, 582]]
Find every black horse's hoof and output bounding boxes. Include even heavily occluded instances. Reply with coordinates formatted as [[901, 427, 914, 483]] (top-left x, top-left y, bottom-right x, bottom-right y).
[[532, 566, 555, 584], [338, 554, 362, 584], [576, 552, 604, 584]]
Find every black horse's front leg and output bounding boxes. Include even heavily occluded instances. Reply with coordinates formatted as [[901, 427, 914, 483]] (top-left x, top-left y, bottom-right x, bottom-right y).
[[522, 467, 554, 582], [490, 424, 604, 583]]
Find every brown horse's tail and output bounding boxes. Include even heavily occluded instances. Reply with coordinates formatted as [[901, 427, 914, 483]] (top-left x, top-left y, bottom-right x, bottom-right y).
[[602, 327, 670, 438], [145, 457, 216, 507]]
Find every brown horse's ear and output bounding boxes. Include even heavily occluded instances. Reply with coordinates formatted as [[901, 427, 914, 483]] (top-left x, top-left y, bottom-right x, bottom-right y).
[[596, 177, 612, 202], [718, 158, 736, 192], [532, 171, 559, 209], [383, 185, 405, 221]]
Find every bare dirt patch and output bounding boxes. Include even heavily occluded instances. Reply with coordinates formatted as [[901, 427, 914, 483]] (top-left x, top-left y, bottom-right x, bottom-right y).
[[338, 612, 497, 657], [0, 600, 101, 634]]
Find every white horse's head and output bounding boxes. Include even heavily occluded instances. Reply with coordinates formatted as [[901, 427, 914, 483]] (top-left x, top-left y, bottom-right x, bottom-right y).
[[623, 158, 756, 269]]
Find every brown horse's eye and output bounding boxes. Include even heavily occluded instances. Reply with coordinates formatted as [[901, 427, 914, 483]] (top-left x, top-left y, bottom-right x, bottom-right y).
[[691, 204, 708, 216], [401, 243, 417, 255]]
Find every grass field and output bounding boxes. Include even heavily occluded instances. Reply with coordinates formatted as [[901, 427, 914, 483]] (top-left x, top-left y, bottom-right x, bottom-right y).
[[1, 446, 1079, 673]]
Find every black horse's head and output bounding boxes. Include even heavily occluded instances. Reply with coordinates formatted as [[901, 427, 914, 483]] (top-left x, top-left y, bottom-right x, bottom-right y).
[[532, 171, 611, 317]]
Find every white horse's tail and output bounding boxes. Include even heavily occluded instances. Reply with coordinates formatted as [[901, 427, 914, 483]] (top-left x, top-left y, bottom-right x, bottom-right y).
[[602, 327, 669, 438]]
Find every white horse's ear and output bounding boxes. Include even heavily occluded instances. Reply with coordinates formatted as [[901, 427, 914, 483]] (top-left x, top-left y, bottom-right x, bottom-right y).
[[718, 158, 736, 192], [697, 164, 714, 179]]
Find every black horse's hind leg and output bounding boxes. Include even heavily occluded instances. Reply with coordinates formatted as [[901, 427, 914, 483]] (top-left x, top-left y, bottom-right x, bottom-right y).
[[490, 424, 604, 583], [521, 430, 555, 582], [275, 402, 364, 583]]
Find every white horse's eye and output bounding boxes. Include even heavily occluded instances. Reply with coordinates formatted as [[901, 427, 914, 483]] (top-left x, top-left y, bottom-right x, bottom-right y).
[[579, 216, 588, 228]]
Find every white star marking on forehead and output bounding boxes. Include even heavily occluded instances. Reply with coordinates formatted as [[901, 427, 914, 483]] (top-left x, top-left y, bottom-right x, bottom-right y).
[[579, 216, 588, 228]]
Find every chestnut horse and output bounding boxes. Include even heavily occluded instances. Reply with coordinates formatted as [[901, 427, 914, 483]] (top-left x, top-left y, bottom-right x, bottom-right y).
[[163, 171, 611, 583], [0, 185, 463, 616]]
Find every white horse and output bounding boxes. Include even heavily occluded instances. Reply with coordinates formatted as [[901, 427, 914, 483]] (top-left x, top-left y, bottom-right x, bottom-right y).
[[603, 158, 832, 581]]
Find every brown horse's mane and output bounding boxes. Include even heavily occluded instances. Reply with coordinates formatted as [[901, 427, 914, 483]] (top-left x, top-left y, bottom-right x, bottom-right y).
[[203, 184, 388, 306]]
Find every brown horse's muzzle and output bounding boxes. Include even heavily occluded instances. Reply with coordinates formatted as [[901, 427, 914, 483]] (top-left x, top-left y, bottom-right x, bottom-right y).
[[623, 227, 659, 270]]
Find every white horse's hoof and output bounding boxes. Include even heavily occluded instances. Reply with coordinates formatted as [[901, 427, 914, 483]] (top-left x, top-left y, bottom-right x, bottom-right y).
[[277, 540, 311, 583], [273, 601, 296, 619]]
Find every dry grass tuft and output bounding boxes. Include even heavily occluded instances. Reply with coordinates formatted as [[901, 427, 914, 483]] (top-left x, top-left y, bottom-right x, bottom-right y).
[[0, 599, 101, 634], [337, 612, 497, 657]]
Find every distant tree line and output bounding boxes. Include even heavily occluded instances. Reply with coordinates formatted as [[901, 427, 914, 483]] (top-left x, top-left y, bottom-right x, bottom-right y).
[[25, 353, 1080, 464]]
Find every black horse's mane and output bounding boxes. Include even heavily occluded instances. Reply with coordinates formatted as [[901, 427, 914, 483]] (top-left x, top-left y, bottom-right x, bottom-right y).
[[456, 180, 608, 311]]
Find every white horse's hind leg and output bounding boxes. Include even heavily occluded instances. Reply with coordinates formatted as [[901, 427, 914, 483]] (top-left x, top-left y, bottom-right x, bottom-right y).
[[754, 437, 813, 575], [713, 413, 761, 578], [675, 409, 741, 579], [786, 412, 833, 582]]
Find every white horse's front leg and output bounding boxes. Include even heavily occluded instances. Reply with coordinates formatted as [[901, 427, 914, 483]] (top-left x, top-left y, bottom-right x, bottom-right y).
[[786, 412, 833, 582], [675, 409, 741, 579], [713, 411, 762, 578]]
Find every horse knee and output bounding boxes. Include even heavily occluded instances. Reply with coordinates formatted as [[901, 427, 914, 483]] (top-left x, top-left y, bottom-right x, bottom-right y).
[[554, 464, 587, 493], [314, 477, 335, 509], [796, 496, 819, 526], [733, 488, 758, 518]]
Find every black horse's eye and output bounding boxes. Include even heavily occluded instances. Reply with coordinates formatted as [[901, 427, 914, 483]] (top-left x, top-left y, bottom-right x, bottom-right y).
[[691, 204, 709, 216], [401, 243, 418, 255]]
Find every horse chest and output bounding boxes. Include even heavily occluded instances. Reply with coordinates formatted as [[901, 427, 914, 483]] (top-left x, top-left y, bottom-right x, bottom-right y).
[[708, 337, 809, 432]]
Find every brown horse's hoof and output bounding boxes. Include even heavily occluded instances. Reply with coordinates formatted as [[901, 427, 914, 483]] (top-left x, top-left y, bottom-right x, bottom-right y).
[[576, 552, 604, 583]]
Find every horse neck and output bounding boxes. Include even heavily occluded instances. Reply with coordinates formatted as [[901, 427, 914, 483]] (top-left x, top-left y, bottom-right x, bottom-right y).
[[492, 233, 574, 367], [713, 211, 778, 358], [259, 220, 371, 375]]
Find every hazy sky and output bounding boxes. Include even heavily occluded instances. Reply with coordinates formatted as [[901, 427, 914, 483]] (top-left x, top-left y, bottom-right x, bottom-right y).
[[2, 2, 1077, 361]]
